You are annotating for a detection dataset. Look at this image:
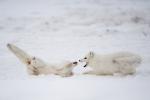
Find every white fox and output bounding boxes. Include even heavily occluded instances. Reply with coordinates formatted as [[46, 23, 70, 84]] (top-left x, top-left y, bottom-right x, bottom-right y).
[[7, 43, 78, 77], [79, 51, 142, 75]]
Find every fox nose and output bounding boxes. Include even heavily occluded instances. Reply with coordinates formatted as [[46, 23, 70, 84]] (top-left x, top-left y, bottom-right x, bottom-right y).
[[73, 62, 78, 64], [79, 60, 81, 62]]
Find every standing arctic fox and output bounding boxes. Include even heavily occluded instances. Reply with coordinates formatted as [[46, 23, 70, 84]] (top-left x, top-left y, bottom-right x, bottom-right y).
[[79, 51, 142, 75], [7, 43, 78, 77]]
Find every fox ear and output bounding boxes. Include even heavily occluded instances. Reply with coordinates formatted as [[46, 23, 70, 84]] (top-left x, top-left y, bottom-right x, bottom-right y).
[[89, 51, 94, 57]]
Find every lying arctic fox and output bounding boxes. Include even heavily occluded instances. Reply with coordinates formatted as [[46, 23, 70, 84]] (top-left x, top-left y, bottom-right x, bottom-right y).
[[79, 51, 142, 75], [7, 43, 78, 77]]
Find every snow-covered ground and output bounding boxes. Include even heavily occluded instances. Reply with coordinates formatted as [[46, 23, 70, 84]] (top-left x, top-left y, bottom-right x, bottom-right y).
[[0, 0, 150, 100]]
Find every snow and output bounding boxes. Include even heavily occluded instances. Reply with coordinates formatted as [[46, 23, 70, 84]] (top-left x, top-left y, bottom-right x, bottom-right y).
[[0, 0, 150, 100], [0, 76, 150, 100]]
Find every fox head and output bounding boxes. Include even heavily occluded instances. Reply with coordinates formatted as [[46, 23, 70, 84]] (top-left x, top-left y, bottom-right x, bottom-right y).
[[79, 51, 94, 67]]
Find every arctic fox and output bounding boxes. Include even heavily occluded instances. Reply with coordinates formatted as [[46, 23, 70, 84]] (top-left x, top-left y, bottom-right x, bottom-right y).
[[79, 51, 142, 75], [7, 43, 78, 77]]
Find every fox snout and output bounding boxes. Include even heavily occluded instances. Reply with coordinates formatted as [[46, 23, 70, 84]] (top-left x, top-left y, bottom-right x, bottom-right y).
[[79, 59, 84, 62], [79, 59, 88, 67]]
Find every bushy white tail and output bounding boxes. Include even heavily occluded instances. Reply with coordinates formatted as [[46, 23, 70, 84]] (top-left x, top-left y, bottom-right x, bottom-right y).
[[7, 43, 32, 65]]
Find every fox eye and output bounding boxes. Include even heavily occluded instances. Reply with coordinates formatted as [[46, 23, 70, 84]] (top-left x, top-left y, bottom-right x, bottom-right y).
[[84, 57, 87, 59]]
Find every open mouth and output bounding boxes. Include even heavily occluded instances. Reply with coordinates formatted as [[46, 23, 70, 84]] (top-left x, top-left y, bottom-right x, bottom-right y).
[[83, 62, 88, 67]]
